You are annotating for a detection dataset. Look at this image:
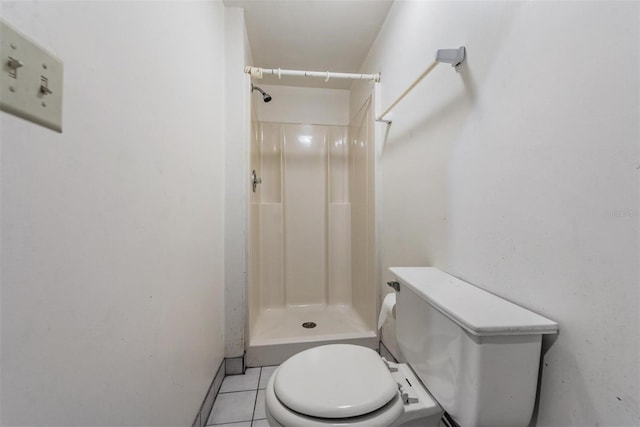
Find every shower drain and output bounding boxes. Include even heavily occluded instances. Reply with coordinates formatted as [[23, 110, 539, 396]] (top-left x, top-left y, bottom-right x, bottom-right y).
[[302, 322, 317, 329]]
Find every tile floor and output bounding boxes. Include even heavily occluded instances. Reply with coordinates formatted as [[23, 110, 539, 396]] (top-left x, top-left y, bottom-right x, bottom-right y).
[[206, 366, 278, 426]]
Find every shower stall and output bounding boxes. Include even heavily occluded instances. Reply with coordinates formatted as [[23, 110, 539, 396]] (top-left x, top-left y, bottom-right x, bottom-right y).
[[246, 86, 377, 366]]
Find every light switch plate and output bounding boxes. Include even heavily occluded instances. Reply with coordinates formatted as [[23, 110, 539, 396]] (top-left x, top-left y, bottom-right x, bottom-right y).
[[0, 19, 63, 132]]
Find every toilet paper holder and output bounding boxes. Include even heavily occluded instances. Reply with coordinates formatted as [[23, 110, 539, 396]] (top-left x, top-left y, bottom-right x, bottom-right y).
[[387, 281, 400, 292]]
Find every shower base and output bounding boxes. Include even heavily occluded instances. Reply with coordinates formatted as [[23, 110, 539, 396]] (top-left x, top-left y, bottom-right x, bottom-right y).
[[246, 304, 377, 366]]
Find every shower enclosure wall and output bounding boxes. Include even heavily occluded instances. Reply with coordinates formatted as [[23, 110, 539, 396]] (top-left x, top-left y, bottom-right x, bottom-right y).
[[247, 86, 377, 366]]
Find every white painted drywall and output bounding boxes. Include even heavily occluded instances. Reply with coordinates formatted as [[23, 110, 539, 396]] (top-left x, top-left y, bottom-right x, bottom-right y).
[[255, 85, 349, 126], [358, 1, 639, 426], [0, 1, 226, 425], [224, 6, 253, 360]]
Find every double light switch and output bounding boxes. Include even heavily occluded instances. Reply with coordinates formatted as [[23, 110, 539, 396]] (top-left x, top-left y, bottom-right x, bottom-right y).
[[1, 19, 63, 132]]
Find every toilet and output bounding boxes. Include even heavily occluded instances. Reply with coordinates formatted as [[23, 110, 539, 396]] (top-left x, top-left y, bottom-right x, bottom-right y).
[[264, 267, 559, 427]]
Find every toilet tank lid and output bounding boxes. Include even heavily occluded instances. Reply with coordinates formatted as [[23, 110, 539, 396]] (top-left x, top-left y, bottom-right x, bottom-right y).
[[390, 267, 558, 336]]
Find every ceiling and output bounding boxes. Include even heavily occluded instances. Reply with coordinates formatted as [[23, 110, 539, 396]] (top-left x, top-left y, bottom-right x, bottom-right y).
[[224, 0, 394, 89]]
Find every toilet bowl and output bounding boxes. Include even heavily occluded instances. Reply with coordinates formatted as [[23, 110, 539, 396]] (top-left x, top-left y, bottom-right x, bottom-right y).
[[264, 344, 442, 427], [264, 267, 558, 427]]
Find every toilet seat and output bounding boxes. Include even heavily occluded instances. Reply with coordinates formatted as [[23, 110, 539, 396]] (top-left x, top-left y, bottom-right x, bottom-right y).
[[266, 368, 405, 427], [265, 344, 443, 427], [273, 344, 398, 419]]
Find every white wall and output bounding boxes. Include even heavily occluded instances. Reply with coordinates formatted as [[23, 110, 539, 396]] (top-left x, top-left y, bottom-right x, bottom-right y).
[[357, 1, 639, 426], [255, 85, 349, 126], [0, 1, 227, 425], [224, 6, 253, 360]]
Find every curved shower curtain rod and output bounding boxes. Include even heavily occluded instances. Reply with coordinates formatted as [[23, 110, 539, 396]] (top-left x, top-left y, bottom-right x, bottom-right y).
[[244, 46, 466, 123]]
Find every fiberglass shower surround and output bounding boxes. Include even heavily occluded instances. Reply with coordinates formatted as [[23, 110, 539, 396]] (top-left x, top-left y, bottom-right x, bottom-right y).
[[256, 123, 351, 307], [246, 104, 378, 366]]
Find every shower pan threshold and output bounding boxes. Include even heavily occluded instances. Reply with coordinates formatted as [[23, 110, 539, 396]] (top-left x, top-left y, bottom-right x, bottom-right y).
[[246, 305, 377, 367]]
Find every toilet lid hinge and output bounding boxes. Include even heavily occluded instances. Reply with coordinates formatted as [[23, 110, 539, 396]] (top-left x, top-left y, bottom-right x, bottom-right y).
[[397, 382, 419, 405], [382, 357, 398, 372]]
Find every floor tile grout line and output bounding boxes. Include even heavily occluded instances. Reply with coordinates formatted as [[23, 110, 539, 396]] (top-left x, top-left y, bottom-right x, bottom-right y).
[[211, 419, 253, 426], [218, 389, 258, 394], [252, 368, 263, 420], [206, 389, 257, 426], [219, 367, 261, 394], [209, 413, 253, 425], [211, 421, 252, 426], [214, 390, 256, 395], [207, 367, 270, 426]]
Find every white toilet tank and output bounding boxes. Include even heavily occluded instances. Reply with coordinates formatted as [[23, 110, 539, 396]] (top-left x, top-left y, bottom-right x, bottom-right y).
[[390, 267, 558, 427]]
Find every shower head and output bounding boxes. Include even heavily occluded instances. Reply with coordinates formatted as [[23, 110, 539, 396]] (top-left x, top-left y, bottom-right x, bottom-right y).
[[251, 84, 272, 103]]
